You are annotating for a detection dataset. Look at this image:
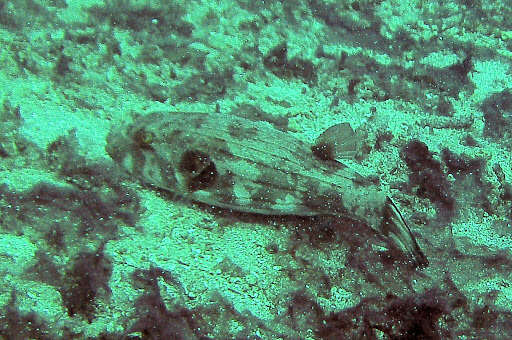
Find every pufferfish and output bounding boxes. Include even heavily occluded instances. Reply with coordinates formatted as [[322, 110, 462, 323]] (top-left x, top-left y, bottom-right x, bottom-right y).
[[106, 111, 428, 268]]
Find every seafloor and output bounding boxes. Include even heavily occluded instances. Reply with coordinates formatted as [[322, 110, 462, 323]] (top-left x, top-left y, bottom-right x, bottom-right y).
[[0, 0, 511, 339]]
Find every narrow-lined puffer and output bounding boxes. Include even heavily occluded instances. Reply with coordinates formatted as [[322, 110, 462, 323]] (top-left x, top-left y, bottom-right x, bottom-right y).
[[106, 111, 428, 268]]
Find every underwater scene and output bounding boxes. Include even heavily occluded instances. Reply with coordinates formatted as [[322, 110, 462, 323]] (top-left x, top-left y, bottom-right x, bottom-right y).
[[0, 0, 511, 339]]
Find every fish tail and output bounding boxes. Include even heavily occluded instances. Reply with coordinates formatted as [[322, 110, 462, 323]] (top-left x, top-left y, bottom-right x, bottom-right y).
[[380, 196, 429, 269]]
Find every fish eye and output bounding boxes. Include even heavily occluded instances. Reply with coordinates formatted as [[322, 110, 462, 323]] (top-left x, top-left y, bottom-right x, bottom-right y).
[[133, 128, 155, 149]]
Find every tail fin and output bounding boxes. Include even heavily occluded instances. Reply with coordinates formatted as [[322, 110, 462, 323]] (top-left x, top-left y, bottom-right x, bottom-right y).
[[381, 197, 429, 269]]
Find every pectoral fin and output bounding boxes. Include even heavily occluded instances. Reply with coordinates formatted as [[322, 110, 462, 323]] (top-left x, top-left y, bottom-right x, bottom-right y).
[[313, 122, 366, 160], [312, 123, 372, 185]]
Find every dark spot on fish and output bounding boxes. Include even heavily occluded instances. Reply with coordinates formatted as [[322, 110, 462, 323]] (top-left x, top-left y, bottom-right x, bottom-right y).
[[178, 150, 218, 191], [312, 142, 335, 161]]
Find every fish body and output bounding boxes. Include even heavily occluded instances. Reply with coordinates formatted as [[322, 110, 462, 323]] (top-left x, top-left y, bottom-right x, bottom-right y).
[[106, 111, 427, 268]]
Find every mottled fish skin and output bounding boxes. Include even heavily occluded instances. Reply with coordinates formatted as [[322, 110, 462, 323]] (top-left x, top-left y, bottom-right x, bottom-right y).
[[106, 111, 427, 268]]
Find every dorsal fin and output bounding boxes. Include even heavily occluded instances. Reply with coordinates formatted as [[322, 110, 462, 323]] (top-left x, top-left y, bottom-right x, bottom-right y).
[[312, 122, 359, 161]]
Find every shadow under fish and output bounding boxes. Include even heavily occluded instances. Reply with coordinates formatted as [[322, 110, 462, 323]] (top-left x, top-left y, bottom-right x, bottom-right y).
[[106, 111, 428, 269]]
